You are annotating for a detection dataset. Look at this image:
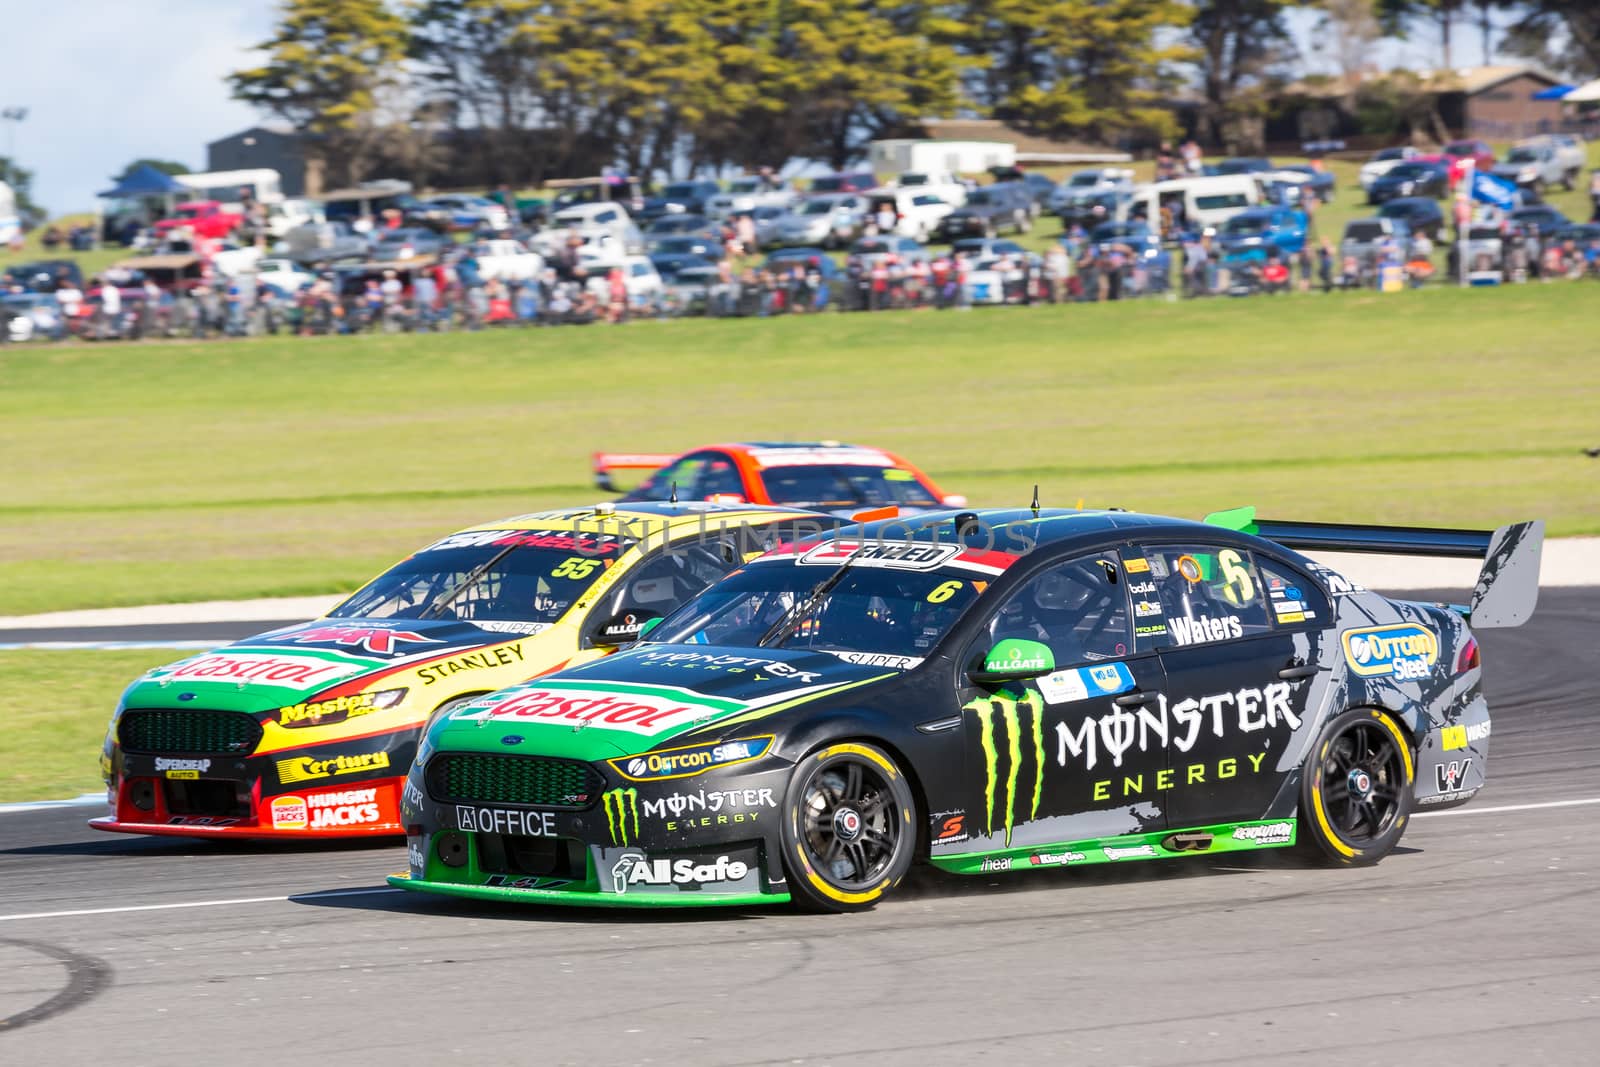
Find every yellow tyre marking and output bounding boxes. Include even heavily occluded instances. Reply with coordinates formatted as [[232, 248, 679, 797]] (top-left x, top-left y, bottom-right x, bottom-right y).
[[818, 743, 897, 779], [1369, 709, 1415, 784], [795, 844, 889, 905], [1310, 775, 1357, 858]]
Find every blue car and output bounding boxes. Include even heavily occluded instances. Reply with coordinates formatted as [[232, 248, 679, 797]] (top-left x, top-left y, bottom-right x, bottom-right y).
[[763, 248, 842, 279], [1216, 206, 1309, 264], [1085, 221, 1172, 285]]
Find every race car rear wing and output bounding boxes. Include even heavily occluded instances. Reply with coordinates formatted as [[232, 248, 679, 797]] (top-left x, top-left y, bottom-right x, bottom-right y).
[[592, 452, 677, 492], [1204, 506, 1543, 628]]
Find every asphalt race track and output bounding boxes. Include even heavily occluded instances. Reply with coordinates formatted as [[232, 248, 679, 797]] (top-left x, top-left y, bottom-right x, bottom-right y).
[[2, 589, 1597, 1064]]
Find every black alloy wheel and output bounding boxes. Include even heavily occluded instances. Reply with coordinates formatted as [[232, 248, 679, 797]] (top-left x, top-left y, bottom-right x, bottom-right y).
[[781, 742, 916, 912], [1300, 708, 1415, 866]]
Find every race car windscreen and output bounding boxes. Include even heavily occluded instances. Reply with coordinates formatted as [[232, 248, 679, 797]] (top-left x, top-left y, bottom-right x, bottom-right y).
[[329, 529, 629, 628], [757, 466, 939, 509], [647, 559, 981, 657]]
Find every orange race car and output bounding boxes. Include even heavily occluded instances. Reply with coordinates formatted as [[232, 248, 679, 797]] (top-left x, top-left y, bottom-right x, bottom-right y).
[[594, 441, 965, 517]]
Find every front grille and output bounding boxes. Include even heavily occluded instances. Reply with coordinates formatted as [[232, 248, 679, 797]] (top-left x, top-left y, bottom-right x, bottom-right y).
[[475, 834, 587, 878], [162, 778, 249, 818], [119, 709, 262, 756], [427, 753, 601, 809]]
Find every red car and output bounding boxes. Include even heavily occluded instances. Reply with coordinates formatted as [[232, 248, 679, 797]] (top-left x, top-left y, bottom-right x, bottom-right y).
[[1443, 139, 1496, 177], [153, 200, 242, 241], [594, 441, 964, 517]]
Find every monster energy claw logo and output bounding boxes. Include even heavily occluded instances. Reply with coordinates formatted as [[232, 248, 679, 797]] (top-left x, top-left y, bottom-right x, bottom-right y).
[[962, 690, 1044, 847], [603, 788, 640, 846]]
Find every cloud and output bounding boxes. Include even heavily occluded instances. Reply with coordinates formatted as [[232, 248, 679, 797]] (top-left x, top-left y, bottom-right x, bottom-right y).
[[6, 1, 278, 214]]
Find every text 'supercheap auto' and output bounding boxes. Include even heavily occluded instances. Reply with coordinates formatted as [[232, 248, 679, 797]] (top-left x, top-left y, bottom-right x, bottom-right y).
[[93, 502, 818, 838], [389, 505, 1540, 911]]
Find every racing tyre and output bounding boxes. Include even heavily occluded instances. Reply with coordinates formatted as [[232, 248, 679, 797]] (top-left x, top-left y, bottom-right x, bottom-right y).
[[1299, 708, 1414, 866], [781, 742, 916, 912]]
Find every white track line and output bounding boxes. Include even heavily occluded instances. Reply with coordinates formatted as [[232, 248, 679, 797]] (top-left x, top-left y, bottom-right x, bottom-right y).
[[1412, 796, 1600, 818], [0, 886, 402, 923], [2, 797, 1595, 923]]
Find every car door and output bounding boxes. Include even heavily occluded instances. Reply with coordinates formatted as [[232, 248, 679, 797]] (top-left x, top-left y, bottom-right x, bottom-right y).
[[1131, 541, 1327, 828], [951, 549, 1165, 853]]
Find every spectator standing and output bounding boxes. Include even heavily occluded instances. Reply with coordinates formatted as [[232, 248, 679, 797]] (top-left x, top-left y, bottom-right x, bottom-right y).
[[99, 276, 123, 338], [1181, 138, 1202, 175], [1317, 239, 1334, 293]]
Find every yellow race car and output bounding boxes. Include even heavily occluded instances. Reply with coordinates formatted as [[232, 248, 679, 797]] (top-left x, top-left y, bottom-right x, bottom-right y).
[[92, 502, 818, 840]]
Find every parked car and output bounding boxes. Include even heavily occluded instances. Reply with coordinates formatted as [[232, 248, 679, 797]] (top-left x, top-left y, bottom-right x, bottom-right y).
[[865, 189, 951, 240], [962, 253, 1043, 304], [1552, 222, 1600, 246], [580, 253, 665, 306], [1049, 168, 1135, 216], [933, 184, 1032, 240], [763, 248, 844, 281], [1447, 223, 1508, 280], [648, 234, 725, 261], [810, 171, 878, 195], [744, 204, 788, 248], [1492, 142, 1573, 194], [1276, 164, 1336, 202], [846, 235, 930, 270], [153, 200, 241, 241], [1340, 216, 1411, 265], [1443, 138, 1497, 173], [1216, 157, 1275, 176], [1508, 204, 1571, 235], [1367, 162, 1449, 203], [207, 240, 264, 278], [1216, 206, 1310, 262], [950, 237, 1028, 261], [643, 212, 720, 239], [1086, 220, 1172, 285], [251, 257, 315, 293], [649, 250, 717, 283], [1377, 197, 1446, 242], [2, 258, 83, 292], [1359, 146, 1421, 193], [416, 194, 510, 232], [1517, 134, 1586, 190], [639, 180, 723, 223], [470, 238, 544, 282], [371, 227, 451, 262], [890, 170, 967, 208], [0, 291, 61, 340], [772, 195, 868, 248], [704, 176, 796, 220], [539, 202, 645, 256], [283, 220, 370, 265]]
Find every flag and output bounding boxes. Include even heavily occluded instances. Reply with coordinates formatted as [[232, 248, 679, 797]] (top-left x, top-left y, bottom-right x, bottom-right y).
[[1469, 171, 1520, 210]]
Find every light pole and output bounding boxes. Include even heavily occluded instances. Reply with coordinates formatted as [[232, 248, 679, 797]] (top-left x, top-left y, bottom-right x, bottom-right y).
[[0, 107, 26, 163]]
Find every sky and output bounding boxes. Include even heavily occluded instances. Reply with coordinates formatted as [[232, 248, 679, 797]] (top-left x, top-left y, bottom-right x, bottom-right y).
[[3, 2, 1516, 217], [3, 1, 278, 215]]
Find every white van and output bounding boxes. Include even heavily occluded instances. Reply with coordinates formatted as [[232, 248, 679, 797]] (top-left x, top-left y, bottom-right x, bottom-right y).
[[1120, 175, 1259, 231]]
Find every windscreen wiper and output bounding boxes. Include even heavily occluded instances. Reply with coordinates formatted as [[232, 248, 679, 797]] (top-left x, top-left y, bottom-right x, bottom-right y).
[[757, 546, 860, 648], [420, 541, 522, 620]]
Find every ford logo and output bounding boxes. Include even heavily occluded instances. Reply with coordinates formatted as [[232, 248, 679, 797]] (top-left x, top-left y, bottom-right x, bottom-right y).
[[501, 735, 525, 746]]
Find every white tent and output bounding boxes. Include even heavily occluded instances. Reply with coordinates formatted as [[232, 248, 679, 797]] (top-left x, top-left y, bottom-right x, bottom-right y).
[[1565, 78, 1600, 103]]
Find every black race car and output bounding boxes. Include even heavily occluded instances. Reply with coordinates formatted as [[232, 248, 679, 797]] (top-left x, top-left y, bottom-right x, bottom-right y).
[[389, 507, 1541, 911]]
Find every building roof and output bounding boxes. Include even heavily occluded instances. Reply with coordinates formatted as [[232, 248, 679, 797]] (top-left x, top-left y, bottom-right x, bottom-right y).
[[915, 119, 1131, 162], [1283, 65, 1560, 100]]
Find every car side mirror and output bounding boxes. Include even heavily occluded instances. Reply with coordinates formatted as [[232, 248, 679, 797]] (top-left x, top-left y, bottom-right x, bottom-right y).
[[968, 638, 1055, 685], [588, 609, 662, 648]]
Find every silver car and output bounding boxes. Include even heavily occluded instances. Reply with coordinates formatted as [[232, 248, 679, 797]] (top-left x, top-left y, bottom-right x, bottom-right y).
[[772, 195, 868, 249]]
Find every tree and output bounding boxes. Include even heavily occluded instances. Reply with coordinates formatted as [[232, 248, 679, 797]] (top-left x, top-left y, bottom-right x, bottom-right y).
[[113, 159, 191, 181], [0, 156, 44, 227], [1378, 0, 1471, 69], [1188, 0, 1305, 148], [228, 0, 410, 186], [961, 0, 1194, 147], [1500, 1, 1600, 78], [1313, 0, 1384, 93], [409, 0, 547, 182]]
